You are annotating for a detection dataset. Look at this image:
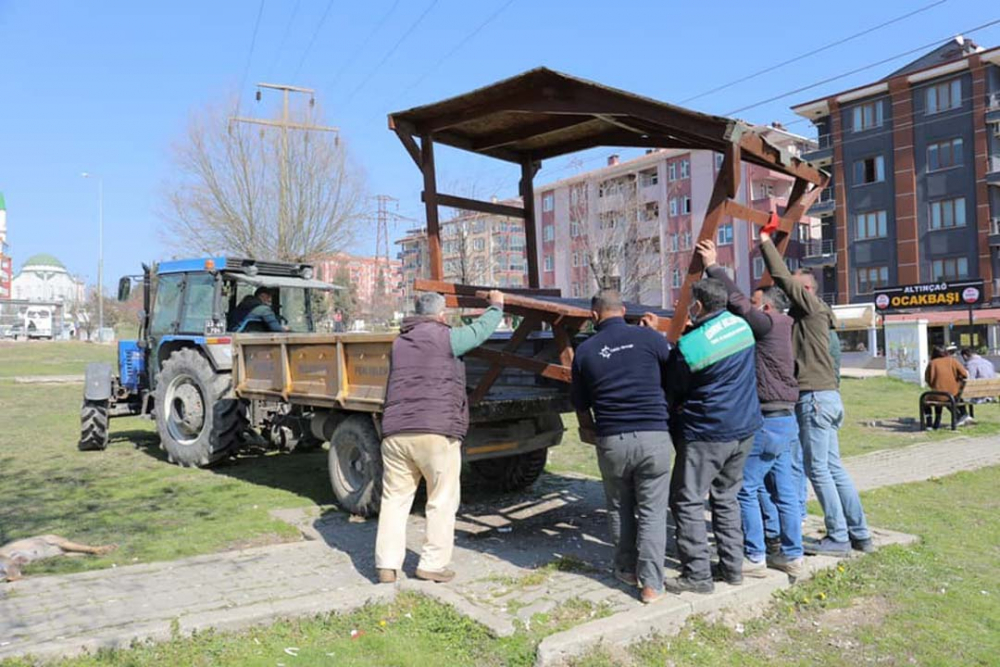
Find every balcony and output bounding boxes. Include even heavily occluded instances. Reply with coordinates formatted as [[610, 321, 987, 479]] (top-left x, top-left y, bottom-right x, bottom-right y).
[[988, 92, 1000, 123], [988, 155, 1000, 185], [801, 134, 833, 166], [808, 188, 836, 217], [801, 239, 837, 269]]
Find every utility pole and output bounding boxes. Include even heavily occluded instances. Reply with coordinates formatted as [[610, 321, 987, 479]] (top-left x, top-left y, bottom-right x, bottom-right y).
[[229, 83, 338, 258]]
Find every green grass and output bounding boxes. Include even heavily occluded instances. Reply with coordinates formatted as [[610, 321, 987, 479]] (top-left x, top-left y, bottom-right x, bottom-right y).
[[0, 341, 115, 378], [6, 467, 997, 667], [547, 376, 1000, 479]]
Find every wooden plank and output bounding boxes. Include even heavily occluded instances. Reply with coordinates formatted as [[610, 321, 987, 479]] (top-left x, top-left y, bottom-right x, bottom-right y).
[[738, 133, 827, 186], [393, 126, 421, 169], [467, 347, 571, 383], [521, 157, 541, 288], [421, 133, 444, 281], [757, 177, 826, 289], [725, 142, 742, 199], [422, 192, 526, 219], [468, 315, 540, 404], [722, 200, 771, 227], [414, 279, 561, 298]]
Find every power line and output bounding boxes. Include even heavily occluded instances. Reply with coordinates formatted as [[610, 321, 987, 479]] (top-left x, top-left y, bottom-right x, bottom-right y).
[[266, 0, 302, 80], [291, 0, 337, 82], [727, 16, 1000, 115], [328, 0, 403, 89], [341, 0, 440, 107], [393, 0, 517, 103], [681, 0, 949, 105], [236, 0, 267, 113]]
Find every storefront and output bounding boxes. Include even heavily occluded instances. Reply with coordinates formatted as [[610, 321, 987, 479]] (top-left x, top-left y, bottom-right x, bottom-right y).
[[874, 279, 994, 354], [831, 303, 879, 355]]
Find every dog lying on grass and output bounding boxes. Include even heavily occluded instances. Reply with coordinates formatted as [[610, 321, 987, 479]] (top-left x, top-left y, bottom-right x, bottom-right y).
[[1, 535, 116, 581]]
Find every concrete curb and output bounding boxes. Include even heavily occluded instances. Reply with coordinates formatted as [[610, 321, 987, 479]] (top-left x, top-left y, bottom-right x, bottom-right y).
[[399, 579, 516, 637], [534, 527, 919, 667]]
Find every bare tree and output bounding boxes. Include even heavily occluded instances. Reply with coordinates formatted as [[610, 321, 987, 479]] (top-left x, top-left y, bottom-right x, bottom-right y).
[[579, 175, 661, 303], [439, 177, 507, 286], [160, 98, 367, 262]]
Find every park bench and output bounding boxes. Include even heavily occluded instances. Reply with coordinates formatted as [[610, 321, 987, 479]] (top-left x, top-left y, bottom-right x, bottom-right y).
[[919, 377, 1000, 431]]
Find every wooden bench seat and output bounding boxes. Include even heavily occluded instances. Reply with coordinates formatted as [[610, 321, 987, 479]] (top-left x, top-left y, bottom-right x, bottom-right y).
[[919, 377, 1000, 431]]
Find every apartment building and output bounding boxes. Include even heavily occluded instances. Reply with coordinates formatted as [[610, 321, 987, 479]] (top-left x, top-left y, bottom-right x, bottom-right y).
[[792, 37, 1000, 314], [314, 252, 403, 318], [533, 125, 819, 308], [395, 206, 528, 311]]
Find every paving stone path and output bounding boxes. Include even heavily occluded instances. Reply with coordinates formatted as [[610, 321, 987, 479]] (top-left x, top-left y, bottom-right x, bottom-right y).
[[1, 435, 997, 664]]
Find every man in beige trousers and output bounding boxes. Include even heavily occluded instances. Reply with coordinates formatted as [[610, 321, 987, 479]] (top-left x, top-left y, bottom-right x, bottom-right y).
[[375, 290, 504, 583]]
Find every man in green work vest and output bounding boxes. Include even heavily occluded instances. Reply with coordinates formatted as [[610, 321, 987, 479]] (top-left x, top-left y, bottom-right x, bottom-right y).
[[665, 278, 762, 594]]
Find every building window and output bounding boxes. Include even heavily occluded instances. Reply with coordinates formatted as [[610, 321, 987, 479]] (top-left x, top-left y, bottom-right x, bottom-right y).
[[681, 231, 692, 249], [717, 223, 734, 246], [753, 257, 765, 280], [755, 182, 774, 200], [543, 224, 555, 241], [927, 137, 963, 171], [671, 268, 681, 288], [926, 79, 962, 114], [543, 255, 554, 272], [669, 198, 678, 217], [473, 238, 485, 251], [854, 210, 888, 240], [571, 252, 578, 268], [795, 223, 811, 242], [931, 257, 969, 280], [929, 197, 966, 230], [571, 283, 580, 298], [785, 257, 800, 272], [715, 153, 725, 169], [570, 221, 580, 237], [680, 159, 690, 179], [542, 193, 554, 212], [682, 196, 692, 214], [639, 168, 658, 187], [853, 155, 885, 185], [668, 163, 677, 181], [852, 100, 883, 132], [641, 202, 660, 221], [669, 233, 679, 252], [856, 266, 889, 294]]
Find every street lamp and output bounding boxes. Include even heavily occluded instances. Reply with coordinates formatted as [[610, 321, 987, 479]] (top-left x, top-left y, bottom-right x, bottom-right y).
[[81, 173, 103, 341]]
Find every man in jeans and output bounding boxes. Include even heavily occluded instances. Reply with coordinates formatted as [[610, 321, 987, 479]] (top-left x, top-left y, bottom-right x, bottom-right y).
[[571, 290, 673, 604], [375, 290, 505, 584], [665, 278, 761, 594], [759, 231, 872, 556], [697, 241, 805, 581]]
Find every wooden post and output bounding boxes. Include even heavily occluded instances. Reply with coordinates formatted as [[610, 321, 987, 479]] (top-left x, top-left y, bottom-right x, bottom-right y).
[[421, 134, 443, 281], [520, 157, 540, 288]]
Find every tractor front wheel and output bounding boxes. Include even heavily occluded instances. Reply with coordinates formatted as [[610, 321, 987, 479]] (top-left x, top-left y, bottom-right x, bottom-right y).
[[78, 399, 110, 451], [154, 348, 244, 467]]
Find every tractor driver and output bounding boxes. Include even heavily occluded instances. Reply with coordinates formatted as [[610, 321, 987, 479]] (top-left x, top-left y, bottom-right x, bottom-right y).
[[232, 287, 288, 333]]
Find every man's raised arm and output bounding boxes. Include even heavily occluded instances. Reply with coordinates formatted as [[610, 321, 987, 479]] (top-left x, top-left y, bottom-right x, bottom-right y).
[[450, 290, 505, 357], [697, 240, 772, 339], [758, 231, 823, 315]]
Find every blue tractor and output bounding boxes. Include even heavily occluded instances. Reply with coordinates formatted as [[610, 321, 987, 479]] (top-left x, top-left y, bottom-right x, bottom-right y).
[[79, 257, 337, 466]]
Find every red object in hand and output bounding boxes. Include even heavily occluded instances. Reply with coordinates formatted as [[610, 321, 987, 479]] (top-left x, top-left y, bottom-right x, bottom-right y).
[[761, 211, 781, 236]]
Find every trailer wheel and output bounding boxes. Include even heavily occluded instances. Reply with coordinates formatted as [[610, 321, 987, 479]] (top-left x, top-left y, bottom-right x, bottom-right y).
[[78, 399, 110, 451], [328, 415, 382, 517], [154, 348, 244, 467], [470, 448, 548, 492]]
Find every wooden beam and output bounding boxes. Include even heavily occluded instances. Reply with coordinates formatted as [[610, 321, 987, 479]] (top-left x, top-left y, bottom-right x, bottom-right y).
[[521, 156, 541, 288], [468, 316, 541, 404], [413, 279, 561, 297], [725, 142, 741, 199], [423, 192, 526, 219], [421, 134, 443, 281], [722, 200, 771, 227], [471, 116, 596, 151], [467, 347, 571, 383], [393, 126, 422, 170], [738, 133, 827, 186]]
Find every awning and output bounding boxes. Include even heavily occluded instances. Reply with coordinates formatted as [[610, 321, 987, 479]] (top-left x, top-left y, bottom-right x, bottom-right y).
[[884, 308, 1000, 325], [832, 303, 876, 330], [229, 273, 342, 291]]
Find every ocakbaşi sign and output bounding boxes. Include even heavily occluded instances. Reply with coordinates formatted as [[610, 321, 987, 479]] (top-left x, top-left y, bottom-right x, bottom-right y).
[[873, 279, 984, 311]]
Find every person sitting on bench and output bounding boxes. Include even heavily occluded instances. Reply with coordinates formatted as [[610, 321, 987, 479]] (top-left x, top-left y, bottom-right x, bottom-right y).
[[924, 346, 970, 429]]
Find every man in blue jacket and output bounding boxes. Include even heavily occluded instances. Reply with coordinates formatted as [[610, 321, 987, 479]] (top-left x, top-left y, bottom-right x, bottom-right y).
[[571, 290, 673, 604], [665, 277, 761, 595]]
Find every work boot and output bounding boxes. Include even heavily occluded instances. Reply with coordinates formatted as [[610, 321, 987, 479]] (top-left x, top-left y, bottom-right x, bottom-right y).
[[767, 554, 806, 581], [851, 537, 875, 553], [415, 567, 456, 583], [640, 586, 664, 604], [377, 568, 397, 584], [765, 536, 782, 556], [663, 575, 715, 595], [614, 569, 639, 588], [803, 537, 851, 557]]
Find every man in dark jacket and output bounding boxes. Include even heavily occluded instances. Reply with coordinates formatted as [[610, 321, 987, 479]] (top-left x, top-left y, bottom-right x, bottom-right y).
[[665, 277, 760, 595], [571, 290, 673, 604], [231, 288, 287, 332], [759, 231, 871, 556], [375, 290, 504, 584], [698, 241, 804, 582]]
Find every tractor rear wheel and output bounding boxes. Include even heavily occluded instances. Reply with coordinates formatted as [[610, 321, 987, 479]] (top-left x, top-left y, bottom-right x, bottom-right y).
[[78, 399, 110, 451], [470, 448, 548, 492], [328, 415, 383, 517], [154, 348, 244, 467]]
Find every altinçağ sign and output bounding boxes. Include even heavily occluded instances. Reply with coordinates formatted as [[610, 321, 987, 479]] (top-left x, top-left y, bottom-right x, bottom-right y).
[[873, 279, 984, 311]]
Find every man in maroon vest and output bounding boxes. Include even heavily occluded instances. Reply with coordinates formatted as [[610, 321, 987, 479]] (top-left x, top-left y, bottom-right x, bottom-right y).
[[375, 290, 504, 584]]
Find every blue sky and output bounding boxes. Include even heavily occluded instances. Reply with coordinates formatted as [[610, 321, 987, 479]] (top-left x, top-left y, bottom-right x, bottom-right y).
[[1, 0, 997, 288]]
